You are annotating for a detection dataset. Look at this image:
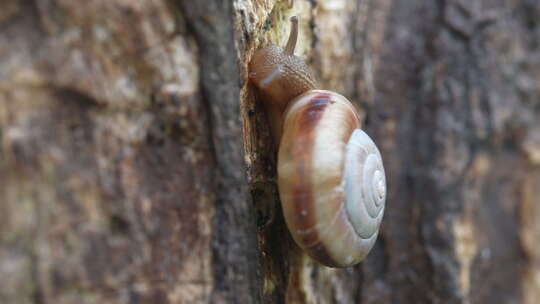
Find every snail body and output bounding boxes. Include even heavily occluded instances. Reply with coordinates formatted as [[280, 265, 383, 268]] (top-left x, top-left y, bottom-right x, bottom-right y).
[[249, 17, 386, 268]]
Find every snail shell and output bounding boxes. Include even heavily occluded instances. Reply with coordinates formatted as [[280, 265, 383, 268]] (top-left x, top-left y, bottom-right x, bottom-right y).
[[249, 17, 386, 267], [278, 90, 386, 267]]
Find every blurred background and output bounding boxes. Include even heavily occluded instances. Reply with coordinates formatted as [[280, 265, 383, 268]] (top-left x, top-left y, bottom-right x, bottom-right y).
[[1, 0, 539, 303]]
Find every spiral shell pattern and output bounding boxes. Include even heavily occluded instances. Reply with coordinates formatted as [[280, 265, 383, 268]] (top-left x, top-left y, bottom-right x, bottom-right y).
[[278, 90, 386, 267]]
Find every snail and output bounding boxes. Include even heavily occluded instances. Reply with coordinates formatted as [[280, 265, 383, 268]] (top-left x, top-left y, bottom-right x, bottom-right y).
[[248, 16, 386, 268]]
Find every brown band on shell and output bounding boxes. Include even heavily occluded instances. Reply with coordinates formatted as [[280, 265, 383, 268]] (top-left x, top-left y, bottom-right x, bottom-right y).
[[285, 92, 338, 266], [308, 95, 361, 267], [279, 90, 366, 267], [293, 92, 331, 135]]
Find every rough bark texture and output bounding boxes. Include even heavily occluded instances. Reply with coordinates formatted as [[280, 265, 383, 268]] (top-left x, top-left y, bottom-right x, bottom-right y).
[[1, 0, 539, 303]]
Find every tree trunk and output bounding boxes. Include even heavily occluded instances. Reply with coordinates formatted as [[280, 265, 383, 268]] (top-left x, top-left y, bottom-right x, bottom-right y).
[[1, 0, 539, 303]]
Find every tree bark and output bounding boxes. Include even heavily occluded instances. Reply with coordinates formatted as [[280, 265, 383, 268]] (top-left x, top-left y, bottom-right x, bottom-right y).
[[1, 0, 539, 303]]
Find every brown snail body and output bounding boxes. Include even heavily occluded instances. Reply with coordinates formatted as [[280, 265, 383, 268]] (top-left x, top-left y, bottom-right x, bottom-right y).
[[249, 17, 386, 268]]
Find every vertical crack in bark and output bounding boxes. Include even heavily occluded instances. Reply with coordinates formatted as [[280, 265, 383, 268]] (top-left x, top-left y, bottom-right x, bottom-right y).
[[411, 1, 457, 302], [173, 1, 260, 302]]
